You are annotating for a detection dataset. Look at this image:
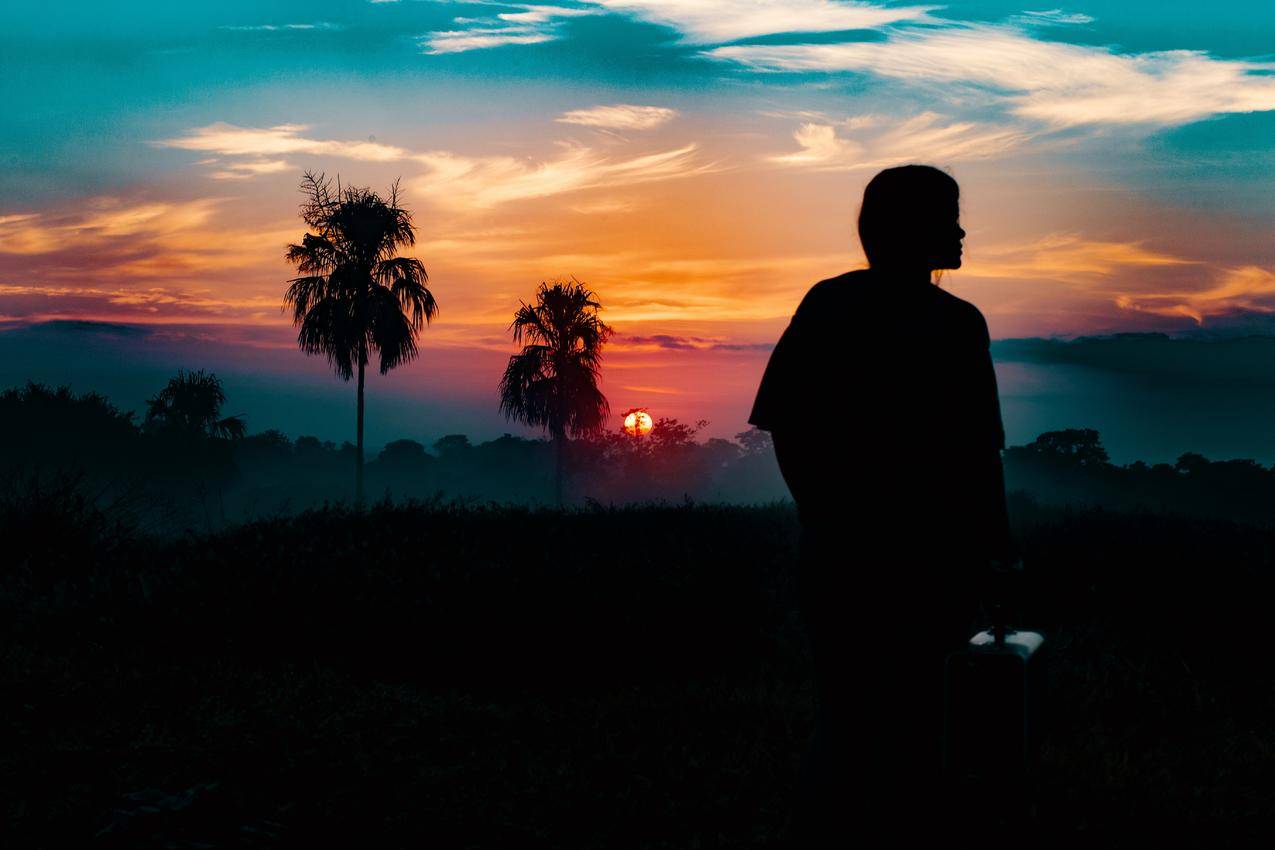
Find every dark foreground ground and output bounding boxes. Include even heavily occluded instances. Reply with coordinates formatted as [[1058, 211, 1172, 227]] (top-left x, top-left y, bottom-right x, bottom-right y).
[[3, 488, 1275, 847]]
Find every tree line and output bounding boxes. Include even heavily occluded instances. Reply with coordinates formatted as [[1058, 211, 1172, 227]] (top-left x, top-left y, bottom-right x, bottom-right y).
[[6, 379, 1275, 532], [0, 379, 788, 531]]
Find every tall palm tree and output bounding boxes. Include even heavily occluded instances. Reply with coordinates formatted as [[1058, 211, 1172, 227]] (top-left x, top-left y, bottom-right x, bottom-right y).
[[144, 369, 246, 439], [499, 279, 613, 506], [284, 171, 437, 505]]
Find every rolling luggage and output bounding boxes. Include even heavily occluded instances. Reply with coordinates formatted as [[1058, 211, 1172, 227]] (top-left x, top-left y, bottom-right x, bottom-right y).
[[943, 624, 1046, 780]]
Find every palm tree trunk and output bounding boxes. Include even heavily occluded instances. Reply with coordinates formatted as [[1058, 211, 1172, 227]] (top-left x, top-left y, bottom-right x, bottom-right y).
[[554, 433, 564, 509], [356, 358, 365, 507]]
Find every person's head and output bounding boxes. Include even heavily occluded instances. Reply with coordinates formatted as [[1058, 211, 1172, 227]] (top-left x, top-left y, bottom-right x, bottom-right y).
[[857, 165, 964, 274]]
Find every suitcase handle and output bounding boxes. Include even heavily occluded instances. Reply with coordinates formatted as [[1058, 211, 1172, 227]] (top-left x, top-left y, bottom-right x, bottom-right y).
[[984, 558, 1024, 645]]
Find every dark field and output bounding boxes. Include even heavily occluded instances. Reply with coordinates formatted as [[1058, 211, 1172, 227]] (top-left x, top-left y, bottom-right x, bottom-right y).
[[3, 489, 1275, 848]]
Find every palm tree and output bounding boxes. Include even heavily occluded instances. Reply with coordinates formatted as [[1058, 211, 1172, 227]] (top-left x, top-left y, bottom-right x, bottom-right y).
[[499, 279, 613, 506], [144, 369, 246, 439], [284, 171, 437, 505]]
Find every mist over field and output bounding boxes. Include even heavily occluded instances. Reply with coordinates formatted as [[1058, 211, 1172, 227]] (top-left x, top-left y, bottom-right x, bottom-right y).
[[6, 321, 1275, 470]]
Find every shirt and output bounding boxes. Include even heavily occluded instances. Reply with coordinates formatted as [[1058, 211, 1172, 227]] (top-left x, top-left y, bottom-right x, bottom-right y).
[[749, 268, 1007, 556]]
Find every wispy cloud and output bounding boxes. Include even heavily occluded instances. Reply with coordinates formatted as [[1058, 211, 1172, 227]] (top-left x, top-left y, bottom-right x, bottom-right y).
[[155, 121, 713, 208], [0, 196, 304, 326], [220, 22, 341, 32], [0, 282, 282, 322], [620, 333, 772, 351], [154, 123, 408, 161], [1114, 266, 1275, 324], [1013, 9, 1094, 26], [710, 22, 1275, 129], [584, 0, 934, 44], [424, 26, 558, 52], [412, 142, 716, 209], [0, 198, 224, 255], [557, 104, 678, 130], [966, 233, 1197, 282], [422, 4, 597, 53], [769, 112, 1030, 169], [207, 159, 293, 181], [423, 1, 933, 53]]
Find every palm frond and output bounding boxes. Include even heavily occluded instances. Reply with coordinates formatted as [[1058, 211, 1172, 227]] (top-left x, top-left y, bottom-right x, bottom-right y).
[[297, 296, 360, 381], [215, 415, 248, 440], [375, 256, 437, 330], [284, 174, 434, 383], [368, 286, 419, 374], [283, 276, 329, 323], [499, 278, 612, 440]]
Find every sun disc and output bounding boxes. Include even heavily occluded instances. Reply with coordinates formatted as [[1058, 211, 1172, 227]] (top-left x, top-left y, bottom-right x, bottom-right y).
[[623, 410, 653, 437]]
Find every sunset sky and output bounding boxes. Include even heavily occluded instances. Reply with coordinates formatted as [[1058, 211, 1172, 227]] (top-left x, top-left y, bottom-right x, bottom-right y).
[[3, 1, 1274, 457]]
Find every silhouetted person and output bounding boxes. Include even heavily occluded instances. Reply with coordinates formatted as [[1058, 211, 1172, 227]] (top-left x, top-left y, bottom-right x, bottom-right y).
[[748, 165, 1015, 843]]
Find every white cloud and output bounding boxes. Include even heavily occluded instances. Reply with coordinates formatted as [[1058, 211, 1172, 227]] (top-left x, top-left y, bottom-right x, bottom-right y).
[[499, 4, 596, 24], [424, 26, 557, 52], [155, 122, 714, 209], [710, 22, 1275, 129], [1014, 9, 1094, 26], [583, 0, 934, 44], [220, 22, 341, 32], [154, 123, 409, 161], [770, 112, 1029, 169], [557, 104, 678, 130], [423, 1, 932, 54], [207, 159, 293, 181], [421, 4, 597, 53], [412, 142, 716, 209]]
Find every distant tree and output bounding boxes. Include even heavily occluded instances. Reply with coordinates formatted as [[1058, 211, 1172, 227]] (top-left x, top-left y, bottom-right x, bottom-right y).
[[0, 382, 140, 473], [1023, 428, 1110, 467], [234, 429, 293, 467], [143, 370, 245, 439], [294, 435, 335, 458], [499, 279, 613, 506], [284, 171, 438, 505], [734, 427, 774, 457], [703, 437, 743, 469], [1175, 452, 1209, 475], [379, 438, 429, 464], [433, 434, 472, 459], [649, 417, 706, 454]]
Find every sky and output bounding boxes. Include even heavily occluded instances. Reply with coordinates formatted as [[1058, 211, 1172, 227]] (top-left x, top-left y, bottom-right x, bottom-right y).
[[2, 1, 1275, 460]]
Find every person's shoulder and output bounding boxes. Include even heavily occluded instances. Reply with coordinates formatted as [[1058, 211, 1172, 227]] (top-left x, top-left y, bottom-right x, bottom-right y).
[[933, 287, 990, 344], [794, 269, 867, 316]]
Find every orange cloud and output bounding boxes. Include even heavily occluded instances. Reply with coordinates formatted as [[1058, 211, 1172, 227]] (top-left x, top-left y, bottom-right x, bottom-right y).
[[964, 233, 1197, 282], [1113, 266, 1275, 324]]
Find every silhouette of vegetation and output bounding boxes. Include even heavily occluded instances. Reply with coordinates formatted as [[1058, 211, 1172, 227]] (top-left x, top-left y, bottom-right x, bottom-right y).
[[4, 492, 1275, 846], [284, 171, 437, 505], [143, 369, 246, 439], [499, 279, 613, 506], [14, 377, 1275, 528]]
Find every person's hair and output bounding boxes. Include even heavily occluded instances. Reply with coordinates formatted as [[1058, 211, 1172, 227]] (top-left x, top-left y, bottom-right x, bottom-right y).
[[857, 164, 959, 269]]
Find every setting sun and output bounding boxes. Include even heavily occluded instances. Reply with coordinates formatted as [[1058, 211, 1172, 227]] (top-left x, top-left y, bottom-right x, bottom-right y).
[[623, 409, 654, 437]]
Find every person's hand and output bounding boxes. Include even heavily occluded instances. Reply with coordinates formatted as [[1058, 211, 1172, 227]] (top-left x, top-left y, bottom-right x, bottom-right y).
[[982, 558, 1025, 628]]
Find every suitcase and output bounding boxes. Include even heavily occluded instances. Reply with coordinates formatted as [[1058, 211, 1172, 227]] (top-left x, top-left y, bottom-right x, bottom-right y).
[[943, 625, 1046, 781]]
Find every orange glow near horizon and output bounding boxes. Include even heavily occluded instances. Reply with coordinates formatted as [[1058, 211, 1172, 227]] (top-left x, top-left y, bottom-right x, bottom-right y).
[[2, 108, 1272, 447]]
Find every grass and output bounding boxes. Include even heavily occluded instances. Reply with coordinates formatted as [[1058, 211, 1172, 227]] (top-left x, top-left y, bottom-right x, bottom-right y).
[[3, 494, 1274, 847]]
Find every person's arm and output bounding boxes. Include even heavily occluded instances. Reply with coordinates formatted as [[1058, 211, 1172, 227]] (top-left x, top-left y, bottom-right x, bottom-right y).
[[772, 428, 815, 507], [972, 308, 1017, 567], [986, 447, 1017, 566], [971, 316, 1023, 624]]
